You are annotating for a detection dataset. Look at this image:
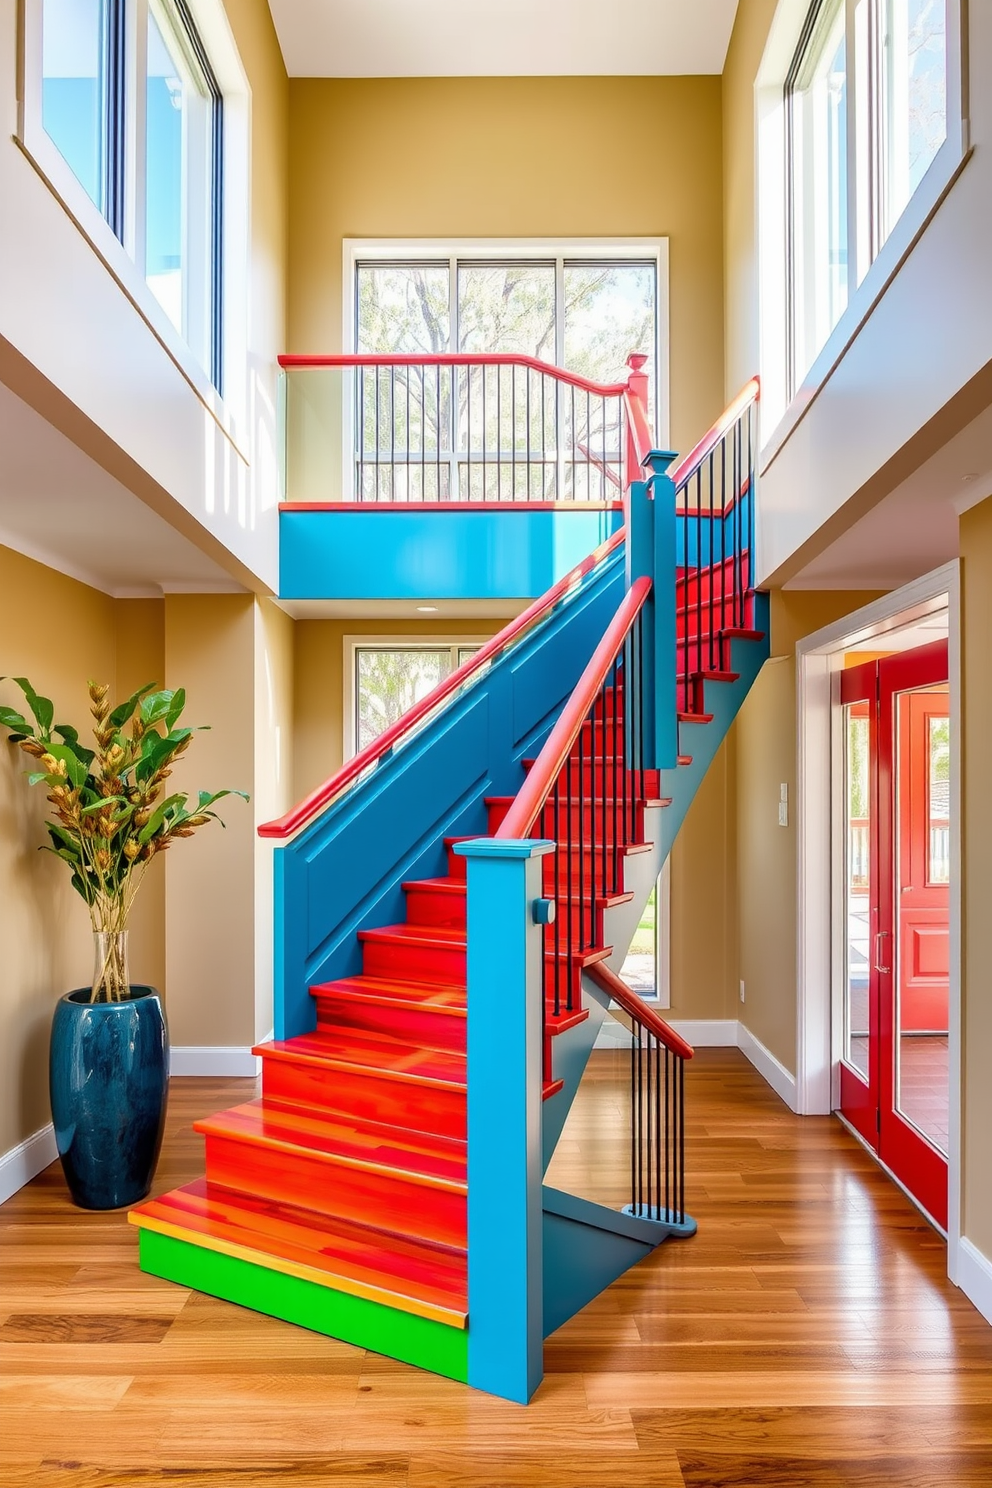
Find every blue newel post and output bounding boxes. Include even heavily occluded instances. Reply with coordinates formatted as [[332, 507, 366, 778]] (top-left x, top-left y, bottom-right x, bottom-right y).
[[453, 836, 554, 1404], [627, 449, 679, 772]]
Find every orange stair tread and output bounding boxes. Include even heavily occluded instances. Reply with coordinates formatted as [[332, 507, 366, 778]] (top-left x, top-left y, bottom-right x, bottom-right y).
[[131, 1179, 467, 1322], [195, 1100, 467, 1189], [259, 1031, 465, 1088]]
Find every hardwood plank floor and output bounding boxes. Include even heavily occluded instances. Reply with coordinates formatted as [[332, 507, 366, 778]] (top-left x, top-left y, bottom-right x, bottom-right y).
[[2, 1053, 990, 1486]]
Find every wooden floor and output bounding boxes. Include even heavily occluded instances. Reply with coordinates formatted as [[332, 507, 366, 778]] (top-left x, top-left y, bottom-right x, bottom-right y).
[[2, 1049, 991, 1486]]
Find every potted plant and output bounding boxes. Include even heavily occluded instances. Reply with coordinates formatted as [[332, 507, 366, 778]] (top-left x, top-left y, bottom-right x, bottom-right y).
[[0, 677, 247, 1210]]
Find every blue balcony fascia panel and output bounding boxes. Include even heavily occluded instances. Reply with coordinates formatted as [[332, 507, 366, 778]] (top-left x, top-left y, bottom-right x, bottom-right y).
[[278, 507, 624, 602]]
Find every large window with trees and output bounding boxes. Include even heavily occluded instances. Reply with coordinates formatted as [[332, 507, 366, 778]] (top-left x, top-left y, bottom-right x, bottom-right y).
[[355, 256, 659, 419]]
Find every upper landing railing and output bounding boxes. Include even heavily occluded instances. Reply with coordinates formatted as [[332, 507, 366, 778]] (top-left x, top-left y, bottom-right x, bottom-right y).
[[279, 352, 654, 507]]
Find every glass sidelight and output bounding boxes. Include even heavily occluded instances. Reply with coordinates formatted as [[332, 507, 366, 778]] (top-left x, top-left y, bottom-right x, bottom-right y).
[[843, 700, 871, 1078]]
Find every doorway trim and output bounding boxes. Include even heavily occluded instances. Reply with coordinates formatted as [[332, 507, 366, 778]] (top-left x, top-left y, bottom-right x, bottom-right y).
[[795, 563, 961, 1267]]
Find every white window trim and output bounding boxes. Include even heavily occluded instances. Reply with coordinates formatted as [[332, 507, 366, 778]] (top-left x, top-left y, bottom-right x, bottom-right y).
[[343, 632, 494, 761], [341, 238, 672, 452], [757, 0, 968, 470], [795, 563, 960, 1257], [17, 0, 251, 454]]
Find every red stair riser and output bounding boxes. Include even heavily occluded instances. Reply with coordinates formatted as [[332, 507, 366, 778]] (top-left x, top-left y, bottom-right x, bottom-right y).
[[359, 934, 466, 985], [260, 1056, 466, 1141], [202, 1133, 467, 1250], [403, 884, 467, 929], [312, 993, 466, 1054]]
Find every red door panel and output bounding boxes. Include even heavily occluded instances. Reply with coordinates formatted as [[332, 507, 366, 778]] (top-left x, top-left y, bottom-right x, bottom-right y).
[[837, 641, 948, 1231]]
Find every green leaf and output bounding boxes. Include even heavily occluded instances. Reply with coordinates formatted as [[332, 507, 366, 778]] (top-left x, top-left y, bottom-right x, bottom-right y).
[[197, 788, 250, 811], [54, 724, 96, 768], [12, 678, 54, 733], [0, 705, 33, 736], [138, 690, 174, 727], [47, 823, 82, 854], [138, 792, 189, 844], [165, 687, 186, 732], [27, 772, 51, 786], [79, 797, 127, 815], [108, 681, 157, 730], [42, 743, 89, 790], [135, 728, 192, 785]]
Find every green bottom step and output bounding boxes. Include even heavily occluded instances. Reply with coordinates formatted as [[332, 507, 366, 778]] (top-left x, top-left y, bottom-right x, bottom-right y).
[[139, 1229, 468, 1383]]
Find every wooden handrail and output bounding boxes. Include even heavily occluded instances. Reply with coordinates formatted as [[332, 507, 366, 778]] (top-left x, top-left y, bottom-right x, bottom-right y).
[[669, 377, 760, 491], [258, 528, 626, 840], [587, 960, 695, 1060], [495, 576, 652, 841], [278, 351, 628, 399]]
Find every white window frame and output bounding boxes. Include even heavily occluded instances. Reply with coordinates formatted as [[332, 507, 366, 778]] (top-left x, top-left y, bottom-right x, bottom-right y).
[[343, 238, 671, 451], [343, 633, 493, 761], [757, 0, 967, 457], [17, 0, 250, 444]]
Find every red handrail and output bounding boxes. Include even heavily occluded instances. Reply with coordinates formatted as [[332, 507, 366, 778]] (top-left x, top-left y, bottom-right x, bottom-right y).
[[258, 527, 626, 840], [669, 377, 760, 491], [495, 576, 652, 840], [278, 351, 628, 400], [587, 960, 695, 1061]]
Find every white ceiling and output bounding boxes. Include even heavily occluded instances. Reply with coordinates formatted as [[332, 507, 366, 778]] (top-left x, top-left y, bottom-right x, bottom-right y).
[[784, 402, 992, 591], [267, 0, 740, 78], [0, 381, 246, 599]]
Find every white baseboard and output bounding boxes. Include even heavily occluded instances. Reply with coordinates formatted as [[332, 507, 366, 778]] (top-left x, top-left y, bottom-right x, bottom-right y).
[[595, 1016, 740, 1049], [957, 1237, 992, 1327], [169, 1046, 261, 1077], [668, 1018, 739, 1047], [736, 1022, 799, 1111], [0, 1123, 57, 1205]]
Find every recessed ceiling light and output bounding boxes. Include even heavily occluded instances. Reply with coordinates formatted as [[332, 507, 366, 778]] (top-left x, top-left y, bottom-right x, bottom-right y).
[[961, 472, 979, 483], [416, 605, 438, 614]]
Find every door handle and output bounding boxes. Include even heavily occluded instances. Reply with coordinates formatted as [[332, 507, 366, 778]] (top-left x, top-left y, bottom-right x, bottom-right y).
[[874, 931, 890, 974]]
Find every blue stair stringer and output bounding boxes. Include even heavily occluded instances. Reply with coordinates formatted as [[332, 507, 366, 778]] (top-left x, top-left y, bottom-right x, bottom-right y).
[[272, 543, 626, 1042]]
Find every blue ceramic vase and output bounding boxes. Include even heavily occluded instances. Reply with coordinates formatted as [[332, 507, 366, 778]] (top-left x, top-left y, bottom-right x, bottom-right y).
[[49, 986, 169, 1210]]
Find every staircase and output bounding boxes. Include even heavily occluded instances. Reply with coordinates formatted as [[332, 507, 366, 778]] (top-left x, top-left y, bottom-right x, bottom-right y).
[[130, 371, 768, 1403]]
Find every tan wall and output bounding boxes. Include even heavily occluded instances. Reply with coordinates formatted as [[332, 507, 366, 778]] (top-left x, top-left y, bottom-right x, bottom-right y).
[[254, 598, 296, 1042], [287, 76, 725, 457], [0, 553, 174, 1155], [959, 496, 992, 1258], [164, 596, 257, 1048], [294, 618, 504, 799], [669, 733, 739, 1021], [722, 0, 778, 400], [736, 591, 886, 1072]]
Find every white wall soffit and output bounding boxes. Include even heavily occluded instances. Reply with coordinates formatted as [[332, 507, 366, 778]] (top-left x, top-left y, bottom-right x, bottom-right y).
[[0, 381, 246, 598], [267, 0, 740, 77]]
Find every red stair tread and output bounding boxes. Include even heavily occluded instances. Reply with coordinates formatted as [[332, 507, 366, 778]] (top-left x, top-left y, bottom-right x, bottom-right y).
[[358, 923, 466, 948], [401, 876, 465, 896], [195, 1101, 467, 1190], [260, 1031, 465, 1090], [133, 1178, 467, 1319], [313, 975, 466, 1013]]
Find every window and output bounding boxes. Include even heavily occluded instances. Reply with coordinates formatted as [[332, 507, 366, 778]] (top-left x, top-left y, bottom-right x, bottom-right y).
[[787, 0, 849, 391], [785, 0, 948, 396], [36, 0, 223, 388], [353, 644, 483, 754], [144, 0, 223, 380], [876, 0, 947, 251], [356, 256, 658, 417]]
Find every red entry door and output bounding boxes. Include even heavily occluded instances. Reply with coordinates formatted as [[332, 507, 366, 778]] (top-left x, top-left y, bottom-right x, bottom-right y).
[[838, 641, 949, 1230]]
